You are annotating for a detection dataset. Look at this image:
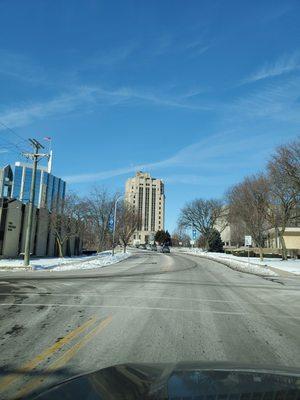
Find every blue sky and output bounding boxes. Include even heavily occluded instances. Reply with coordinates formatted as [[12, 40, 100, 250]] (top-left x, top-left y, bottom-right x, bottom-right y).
[[0, 0, 300, 232]]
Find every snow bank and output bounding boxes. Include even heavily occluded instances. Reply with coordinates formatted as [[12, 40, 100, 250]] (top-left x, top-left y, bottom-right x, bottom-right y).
[[184, 249, 300, 276], [0, 251, 131, 272], [50, 251, 130, 271], [176, 248, 279, 277]]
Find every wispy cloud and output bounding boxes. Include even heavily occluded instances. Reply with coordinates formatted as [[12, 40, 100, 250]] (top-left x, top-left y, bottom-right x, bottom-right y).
[[0, 50, 46, 85], [78, 43, 138, 71], [0, 85, 211, 129], [163, 174, 216, 185], [0, 149, 9, 154], [243, 52, 300, 84], [147, 33, 211, 59], [229, 77, 300, 123], [63, 131, 264, 184], [185, 38, 211, 58], [0, 87, 98, 129]]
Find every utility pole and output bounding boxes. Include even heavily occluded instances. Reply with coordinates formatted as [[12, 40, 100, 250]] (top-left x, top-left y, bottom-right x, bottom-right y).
[[23, 139, 48, 267], [112, 195, 123, 256]]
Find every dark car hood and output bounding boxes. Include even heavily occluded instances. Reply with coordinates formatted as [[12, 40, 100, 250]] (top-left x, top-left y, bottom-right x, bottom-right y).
[[34, 361, 300, 399]]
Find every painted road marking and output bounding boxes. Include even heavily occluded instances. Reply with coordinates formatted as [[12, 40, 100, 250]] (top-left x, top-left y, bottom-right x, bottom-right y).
[[0, 302, 298, 319], [16, 315, 113, 399], [0, 316, 97, 392]]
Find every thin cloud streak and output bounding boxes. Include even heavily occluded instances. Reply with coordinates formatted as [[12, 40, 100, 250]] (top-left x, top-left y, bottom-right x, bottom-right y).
[[0, 85, 211, 129], [77, 43, 138, 71], [243, 52, 300, 84], [229, 77, 300, 123], [0, 50, 47, 85], [63, 131, 263, 184]]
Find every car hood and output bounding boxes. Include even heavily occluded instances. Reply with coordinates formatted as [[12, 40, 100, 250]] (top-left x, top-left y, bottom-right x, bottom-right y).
[[34, 361, 300, 399], [35, 362, 300, 400]]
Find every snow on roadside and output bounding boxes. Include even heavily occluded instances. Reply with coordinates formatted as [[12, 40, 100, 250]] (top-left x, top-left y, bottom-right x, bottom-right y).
[[51, 251, 130, 271], [0, 251, 131, 272], [176, 248, 279, 277], [189, 249, 300, 275]]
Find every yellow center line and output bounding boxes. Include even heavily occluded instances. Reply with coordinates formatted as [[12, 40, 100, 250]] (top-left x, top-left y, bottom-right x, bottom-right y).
[[16, 315, 113, 399], [0, 316, 97, 392]]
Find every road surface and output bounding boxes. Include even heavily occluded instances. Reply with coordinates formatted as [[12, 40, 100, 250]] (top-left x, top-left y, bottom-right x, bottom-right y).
[[0, 249, 299, 399]]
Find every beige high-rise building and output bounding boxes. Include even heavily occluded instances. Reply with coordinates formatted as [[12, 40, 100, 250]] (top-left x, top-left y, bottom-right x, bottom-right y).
[[125, 171, 165, 244]]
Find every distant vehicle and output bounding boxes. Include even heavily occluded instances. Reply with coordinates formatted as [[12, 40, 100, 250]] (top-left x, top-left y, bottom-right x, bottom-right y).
[[139, 244, 146, 250], [162, 245, 170, 253], [150, 244, 157, 251], [156, 245, 163, 252], [146, 244, 152, 250]]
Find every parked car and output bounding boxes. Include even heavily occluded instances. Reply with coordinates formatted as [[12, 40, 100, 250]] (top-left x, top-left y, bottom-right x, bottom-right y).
[[150, 244, 157, 251], [139, 244, 146, 250], [146, 244, 152, 250], [162, 245, 170, 253]]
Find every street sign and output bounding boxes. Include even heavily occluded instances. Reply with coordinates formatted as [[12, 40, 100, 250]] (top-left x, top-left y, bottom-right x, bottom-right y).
[[244, 235, 252, 246], [179, 241, 182, 246], [190, 240, 195, 245]]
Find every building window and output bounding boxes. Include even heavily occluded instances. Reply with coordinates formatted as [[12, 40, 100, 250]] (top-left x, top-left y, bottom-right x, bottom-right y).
[[151, 187, 156, 231], [145, 187, 150, 230], [138, 187, 143, 230]]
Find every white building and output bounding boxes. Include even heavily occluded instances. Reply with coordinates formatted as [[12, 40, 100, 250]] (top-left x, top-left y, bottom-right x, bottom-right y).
[[125, 171, 165, 244]]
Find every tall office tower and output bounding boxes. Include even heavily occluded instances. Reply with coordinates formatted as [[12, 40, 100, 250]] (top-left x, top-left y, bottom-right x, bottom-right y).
[[11, 162, 66, 212], [125, 171, 165, 244]]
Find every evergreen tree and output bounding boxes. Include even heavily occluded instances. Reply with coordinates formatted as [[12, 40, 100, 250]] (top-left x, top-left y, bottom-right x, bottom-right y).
[[155, 230, 171, 245], [165, 230, 171, 246], [208, 229, 224, 253]]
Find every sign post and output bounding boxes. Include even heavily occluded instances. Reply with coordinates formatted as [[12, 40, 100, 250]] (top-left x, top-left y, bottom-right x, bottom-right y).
[[244, 235, 252, 266]]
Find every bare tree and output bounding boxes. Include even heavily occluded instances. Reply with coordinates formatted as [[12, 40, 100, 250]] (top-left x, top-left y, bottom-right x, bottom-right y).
[[116, 201, 140, 253], [178, 198, 225, 249], [230, 220, 247, 247], [85, 187, 117, 252], [171, 229, 191, 247], [227, 174, 270, 260], [49, 193, 84, 257], [267, 141, 300, 260], [271, 138, 300, 192]]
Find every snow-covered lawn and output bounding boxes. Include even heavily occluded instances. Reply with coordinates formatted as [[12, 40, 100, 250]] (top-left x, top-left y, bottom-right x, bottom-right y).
[[0, 251, 131, 272], [175, 248, 300, 276], [207, 251, 300, 275]]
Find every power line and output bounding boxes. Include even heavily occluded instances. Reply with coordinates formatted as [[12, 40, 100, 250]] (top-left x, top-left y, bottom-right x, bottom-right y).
[[0, 138, 27, 155], [0, 121, 30, 156], [0, 120, 28, 145]]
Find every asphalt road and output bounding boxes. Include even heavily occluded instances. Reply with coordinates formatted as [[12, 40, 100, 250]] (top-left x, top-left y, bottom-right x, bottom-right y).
[[0, 249, 299, 399]]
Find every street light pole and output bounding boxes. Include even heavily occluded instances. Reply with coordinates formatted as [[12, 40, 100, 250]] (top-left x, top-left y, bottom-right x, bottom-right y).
[[112, 195, 123, 256]]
